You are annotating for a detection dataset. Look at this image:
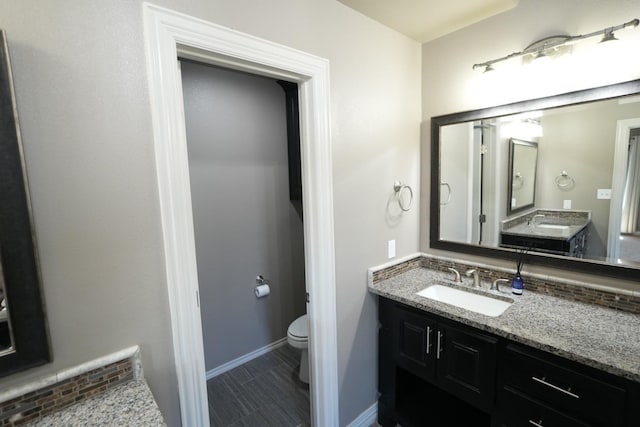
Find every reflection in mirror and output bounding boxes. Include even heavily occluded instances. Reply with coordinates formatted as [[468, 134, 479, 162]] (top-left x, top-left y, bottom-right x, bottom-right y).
[[0, 255, 15, 356], [620, 130, 640, 259], [0, 29, 50, 377], [508, 139, 538, 215], [431, 79, 640, 280]]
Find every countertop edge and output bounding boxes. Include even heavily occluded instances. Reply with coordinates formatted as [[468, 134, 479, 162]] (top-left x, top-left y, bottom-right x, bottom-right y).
[[368, 268, 640, 383]]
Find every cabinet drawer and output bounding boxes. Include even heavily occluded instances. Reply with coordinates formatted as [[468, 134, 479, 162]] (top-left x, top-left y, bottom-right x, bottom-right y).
[[496, 387, 592, 427], [502, 345, 626, 427]]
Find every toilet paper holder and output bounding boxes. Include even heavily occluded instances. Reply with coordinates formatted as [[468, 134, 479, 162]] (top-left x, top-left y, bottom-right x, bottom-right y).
[[255, 275, 271, 299]]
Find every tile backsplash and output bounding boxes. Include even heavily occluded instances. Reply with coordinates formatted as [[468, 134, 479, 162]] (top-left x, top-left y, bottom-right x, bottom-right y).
[[371, 254, 640, 315], [0, 347, 140, 426]]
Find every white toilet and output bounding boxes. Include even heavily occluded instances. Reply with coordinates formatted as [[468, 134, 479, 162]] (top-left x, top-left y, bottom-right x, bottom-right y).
[[287, 314, 309, 384]]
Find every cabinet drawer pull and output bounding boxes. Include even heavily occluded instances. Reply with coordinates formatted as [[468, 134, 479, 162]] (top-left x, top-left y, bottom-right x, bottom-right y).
[[426, 326, 432, 355], [528, 420, 544, 427], [532, 376, 580, 399], [436, 331, 443, 359]]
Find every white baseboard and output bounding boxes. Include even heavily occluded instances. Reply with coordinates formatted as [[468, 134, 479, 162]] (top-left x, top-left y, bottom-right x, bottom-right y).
[[206, 338, 288, 380], [347, 402, 378, 427]]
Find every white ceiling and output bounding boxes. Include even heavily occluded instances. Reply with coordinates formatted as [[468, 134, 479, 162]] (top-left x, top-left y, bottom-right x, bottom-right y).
[[337, 0, 519, 43]]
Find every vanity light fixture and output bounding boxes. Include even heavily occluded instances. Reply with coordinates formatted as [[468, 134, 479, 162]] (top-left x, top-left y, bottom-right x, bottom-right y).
[[473, 18, 639, 72]]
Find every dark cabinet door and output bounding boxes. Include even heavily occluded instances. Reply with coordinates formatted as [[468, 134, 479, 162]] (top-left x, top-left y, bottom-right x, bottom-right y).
[[377, 298, 395, 426], [437, 322, 498, 411], [393, 305, 437, 382]]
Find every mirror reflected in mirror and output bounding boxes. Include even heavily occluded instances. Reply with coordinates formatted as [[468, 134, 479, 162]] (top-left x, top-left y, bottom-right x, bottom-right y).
[[0, 256, 15, 356], [431, 79, 640, 280], [0, 29, 50, 377], [508, 138, 538, 215]]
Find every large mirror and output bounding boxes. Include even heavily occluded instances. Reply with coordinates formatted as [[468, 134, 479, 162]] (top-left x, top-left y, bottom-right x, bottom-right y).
[[431, 79, 640, 280], [0, 30, 50, 377]]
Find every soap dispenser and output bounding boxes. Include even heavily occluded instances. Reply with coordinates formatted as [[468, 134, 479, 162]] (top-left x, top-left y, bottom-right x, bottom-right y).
[[512, 249, 526, 295], [512, 273, 523, 295]]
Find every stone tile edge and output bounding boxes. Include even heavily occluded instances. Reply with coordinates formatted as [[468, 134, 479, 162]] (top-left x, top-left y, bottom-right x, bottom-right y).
[[0, 345, 141, 405]]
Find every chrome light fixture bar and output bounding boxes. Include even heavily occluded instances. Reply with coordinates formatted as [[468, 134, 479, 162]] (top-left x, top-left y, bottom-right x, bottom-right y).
[[473, 18, 639, 72]]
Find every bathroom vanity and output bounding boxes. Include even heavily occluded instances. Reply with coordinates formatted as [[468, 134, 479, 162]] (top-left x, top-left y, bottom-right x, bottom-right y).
[[499, 210, 590, 258], [370, 260, 640, 427]]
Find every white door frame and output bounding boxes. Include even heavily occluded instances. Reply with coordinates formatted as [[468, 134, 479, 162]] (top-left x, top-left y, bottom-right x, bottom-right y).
[[608, 118, 640, 261], [142, 4, 339, 426]]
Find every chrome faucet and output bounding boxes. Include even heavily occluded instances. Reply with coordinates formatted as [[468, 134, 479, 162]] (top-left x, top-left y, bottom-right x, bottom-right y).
[[529, 214, 545, 227], [465, 269, 480, 287], [447, 267, 461, 283], [491, 278, 511, 293]]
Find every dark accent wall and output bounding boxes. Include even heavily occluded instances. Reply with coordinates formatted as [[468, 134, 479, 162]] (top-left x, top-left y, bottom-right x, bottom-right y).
[[180, 60, 306, 370]]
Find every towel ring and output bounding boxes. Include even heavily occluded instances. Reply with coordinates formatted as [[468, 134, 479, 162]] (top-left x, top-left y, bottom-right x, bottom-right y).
[[555, 171, 575, 189], [512, 172, 524, 190], [440, 182, 452, 205], [393, 181, 413, 212]]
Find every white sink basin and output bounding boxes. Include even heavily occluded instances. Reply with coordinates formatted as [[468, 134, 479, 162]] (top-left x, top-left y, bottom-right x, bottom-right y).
[[537, 224, 569, 231], [535, 223, 570, 237], [416, 284, 513, 317]]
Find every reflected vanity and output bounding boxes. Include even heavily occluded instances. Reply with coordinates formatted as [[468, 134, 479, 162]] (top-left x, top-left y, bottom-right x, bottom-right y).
[[0, 29, 50, 377], [431, 79, 640, 280]]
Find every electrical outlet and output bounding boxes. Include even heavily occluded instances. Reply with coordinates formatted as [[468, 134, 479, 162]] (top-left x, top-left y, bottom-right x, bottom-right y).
[[563, 200, 571, 209], [388, 240, 396, 259], [597, 189, 612, 199]]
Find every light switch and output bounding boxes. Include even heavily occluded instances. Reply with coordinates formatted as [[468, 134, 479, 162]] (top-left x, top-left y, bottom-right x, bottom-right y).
[[597, 189, 612, 199], [388, 240, 396, 259], [563, 200, 571, 209]]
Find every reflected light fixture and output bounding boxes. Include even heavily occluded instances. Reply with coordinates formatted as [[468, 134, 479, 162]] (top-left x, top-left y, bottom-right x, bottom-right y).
[[473, 18, 639, 72]]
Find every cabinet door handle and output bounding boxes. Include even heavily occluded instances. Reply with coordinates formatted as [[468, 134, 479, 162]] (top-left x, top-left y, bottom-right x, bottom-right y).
[[532, 376, 580, 399], [426, 326, 432, 355], [436, 331, 443, 359], [528, 420, 544, 427]]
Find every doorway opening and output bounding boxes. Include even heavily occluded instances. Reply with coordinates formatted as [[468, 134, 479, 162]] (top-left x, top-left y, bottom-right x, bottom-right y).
[[180, 60, 309, 425], [143, 4, 338, 426], [609, 118, 640, 263], [619, 128, 640, 263]]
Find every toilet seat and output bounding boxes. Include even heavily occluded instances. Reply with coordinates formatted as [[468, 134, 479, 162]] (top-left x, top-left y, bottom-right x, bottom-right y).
[[287, 314, 310, 384], [287, 314, 308, 341]]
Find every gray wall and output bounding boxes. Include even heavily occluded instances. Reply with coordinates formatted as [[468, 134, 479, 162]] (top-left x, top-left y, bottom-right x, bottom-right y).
[[0, 1, 421, 425], [537, 101, 640, 259], [181, 61, 306, 370], [421, 0, 640, 289], [537, 105, 614, 258]]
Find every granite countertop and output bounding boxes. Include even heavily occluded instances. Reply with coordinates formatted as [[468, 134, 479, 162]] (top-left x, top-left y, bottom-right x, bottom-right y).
[[369, 267, 640, 382], [28, 379, 166, 426], [501, 221, 589, 240]]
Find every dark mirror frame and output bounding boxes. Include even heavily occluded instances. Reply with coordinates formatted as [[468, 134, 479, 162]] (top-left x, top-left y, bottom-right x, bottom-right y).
[[507, 138, 538, 216], [0, 30, 50, 378], [430, 78, 640, 281]]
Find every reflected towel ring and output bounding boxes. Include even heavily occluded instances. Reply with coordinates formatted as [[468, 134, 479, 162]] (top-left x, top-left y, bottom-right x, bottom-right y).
[[555, 171, 575, 189], [440, 182, 452, 205], [512, 172, 524, 190], [393, 181, 413, 212]]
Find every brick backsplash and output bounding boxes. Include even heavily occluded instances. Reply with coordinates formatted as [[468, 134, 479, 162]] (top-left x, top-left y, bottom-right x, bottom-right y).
[[0, 358, 133, 426], [371, 254, 640, 315]]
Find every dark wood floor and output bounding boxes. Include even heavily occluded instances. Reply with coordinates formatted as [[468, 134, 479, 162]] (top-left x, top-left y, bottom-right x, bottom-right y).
[[207, 345, 310, 427]]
